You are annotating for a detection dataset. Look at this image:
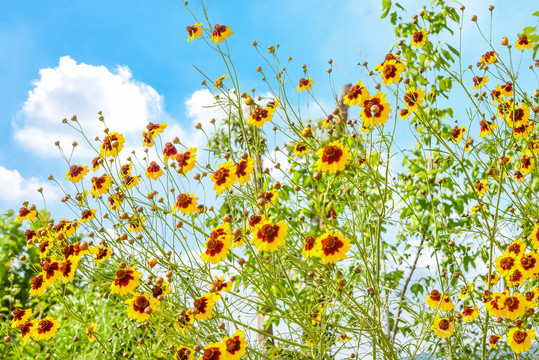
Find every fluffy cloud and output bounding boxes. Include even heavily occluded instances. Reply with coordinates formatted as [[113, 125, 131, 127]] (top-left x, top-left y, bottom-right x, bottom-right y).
[[0, 165, 59, 206], [12, 56, 164, 158]]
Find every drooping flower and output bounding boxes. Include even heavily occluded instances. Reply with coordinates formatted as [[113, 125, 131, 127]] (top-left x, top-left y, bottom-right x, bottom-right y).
[[91, 156, 102, 171], [359, 92, 392, 128], [251, 219, 288, 252], [472, 76, 489, 90], [192, 293, 219, 321], [464, 137, 474, 152], [515, 34, 534, 50], [90, 175, 112, 198], [234, 158, 254, 185], [187, 23, 203, 41], [173, 193, 199, 214], [176, 148, 197, 175], [86, 323, 97, 342], [297, 77, 313, 92], [163, 142, 178, 162], [59, 258, 79, 283], [65, 165, 89, 183], [221, 330, 247, 360], [11, 309, 32, 328], [210, 161, 237, 194], [316, 230, 351, 264], [411, 29, 428, 47], [123, 175, 140, 189], [89, 243, 112, 264], [125, 293, 159, 322], [32, 317, 60, 341], [507, 327, 536, 353], [450, 126, 466, 144], [16, 207, 37, 222], [462, 305, 480, 322], [211, 24, 233, 43], [261, 190, 279, 209], [38, 238, 54, 259], [316, 141, 352, 173], [475, 179, 488, 197], [432, 317, 454, 338], [480, 51, 498, 65], [425, 290, 455, 311], [29, 273, 47, 297], [247, 106, 273, 128], [42, 259, 62, 286], [110, 266, 141, 295], [100, 132, 125, 157], [520, 153, 534, 175], [343, 81, 369, 106], [200, 223, 233, 264]]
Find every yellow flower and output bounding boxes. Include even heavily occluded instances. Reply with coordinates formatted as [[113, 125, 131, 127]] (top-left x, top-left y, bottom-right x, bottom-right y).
[[316, 140, 351, 173], [145, 161, 164, 180], [210, 276, 232, 293], [316, 230, 351, 264], [16, 207, 37, 222], [201, 343, 227, 360], [79, 209, 96, 223], [302, 236, 317, 259], [173, 193, 199, 214], [297, 77, 313, 92], [499, 292, 526, 320], [210, 161, 237, 194], [475, 179, 488, 197], [506, 104, 530, 128], [530, 224, 539, 249], [247, 106, 273, 128], [125, 293, 159, 322], [472, 76, 489, 90], [462, 305, 479, 322], [90, 175, 112, 198], [11, 308, 32, 328], [163, 142, 178, 162], [507, 328, 536, 353], [515, 34, 534, 50], [221, 329, 247, 359], [403, 87, 425, 112], [29, 273, 47, 297], [478, 119, 497, 137], [174, 346, 194, 360], [519, 252, 539, 280], [425, 290, 455, 311], [86, 323, 97, 343], [293, 142, 309, 156], [110, 266, 141, 295], [480, 51, 498, 65], [123, 175, 140, 189], [176, 311, 195, 333], [411, 29, 428, 47], [214, 74, 228, 90], [211, 24, 233, 43], [200, 223, 233, 264], [192, 293, 219, 321], [359, 92, 392, 128], [489, 335, 501, 348], [18, 320, 37, 344], [59, 258, 79, 283], [235, 158, 254, 186], [65, 165, 89, 183], [485, 291, 508, 317], [495, 253, 519, 277], [262, 190, 279, 209], [176, 147, 197, 175], [251, 219, 288, 252], [128, 215, 146, 233], [520, 153, 534, 175], [458, 283, 474, 300], [187, 23, 203, 41], [32, 317, 60, 341], [376, 59, 406, 85], [431, 317, 454, 338], [343, 81, 369, 106], [100, 132, 125, 157], [89, 243, 112, 264]]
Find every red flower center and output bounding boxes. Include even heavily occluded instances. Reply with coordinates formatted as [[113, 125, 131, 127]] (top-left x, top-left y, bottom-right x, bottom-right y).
[[38, 319, 53, 332], [134, 296, 149, 309], [226, 337, 241, 352], [438, 319, 450, 331], [412, 31, 424, 43], [500, 257, 514, 270], [513, 330, 527, 344]]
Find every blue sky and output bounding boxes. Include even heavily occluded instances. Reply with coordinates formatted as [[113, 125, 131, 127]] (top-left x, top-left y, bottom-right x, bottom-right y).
[[0, 0, 538, 217]]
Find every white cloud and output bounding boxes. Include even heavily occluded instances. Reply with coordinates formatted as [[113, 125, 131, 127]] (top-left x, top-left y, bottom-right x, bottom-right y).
[[0, 165, 59, 206], [12, 56, 164, 158]]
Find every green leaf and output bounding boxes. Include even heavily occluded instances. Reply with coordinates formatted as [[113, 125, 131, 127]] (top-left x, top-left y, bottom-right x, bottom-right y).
[[533, 11, 539, 17], [447, 44, 460, 57], [381, 0, 392, 19], [523, 26, 536, 35], [410, 283, 423, 296]]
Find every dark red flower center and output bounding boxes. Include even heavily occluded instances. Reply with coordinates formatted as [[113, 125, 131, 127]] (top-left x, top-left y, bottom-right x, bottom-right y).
[[513, 330, 527, 344], [226, 337, 241, 353], [412, 31, 424, 43], [438, 319, 450, 331]]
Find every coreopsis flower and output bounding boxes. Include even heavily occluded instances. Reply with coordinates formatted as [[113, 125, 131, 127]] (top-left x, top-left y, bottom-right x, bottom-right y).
[[520, 153, 534, 175], [293, 143, 309, 156], [485, 292, 509, 317], [525, 290, 539, 308], [500, 292, 526, 320], [297, 77, 313, 92], [16, 207, 37, 222], [187, 23, 203, 41], [513, 122, 535, 139], [125, 293, 159, 322], [507, 268, 525, 287], [248, 215, 263, 228], [145, 161, 163, 180], [377, 59, 406, 85], [425, 290, 455, 311], [176, 312, 195, 333], [232, 229, 246, 248], [403, 87, 425, 112], [515, 34, 533, 50], [32, 317, 60, 341], [507, 238, 526, 257], [359, 92, 392, 128], [343, 81, 369, 106], [462, 305, 480, 322], [192, 292, 219, 321], [42, 259, 61, 286], [173, 193, 199, 214], [29, 273, 47, 297], [458, 283, 474, 300], [108, 192, 125, 211], [120, 163, 133, 177], [481, 51, 498, 65], [86, 323, 96, 342], [210, 161, 237, 194], [478, 119, 497, 137], [489, 335, 501, 348], [526, 140, 539, 156], [506, 104, 529, 128], [302, 236, 317, 259], [222, 330, 247, 359], [247, 106, 273, 128], [163, 142, 178, 162], [175, 346, 194, 360], [507, 328, 536, 353], [61, 242, 88, 262], [495, 253, 519, 277], [496, 100, 512, 118], [91, 175, 112, 198], [65, 165, 89, 183], [100, 132, 125, 157], [475, 179, 488, 197], [79, 209, 96, 223], [110, 266, 141, 295], [55, 219, 78, 238], [123, 175, 140, 189], [337, 333, 352, 343], [519, 252, 539, 279], [76, 190, 89, 207], [266, 99, 279, 113], [18, 320, 36, 344], [59, 258, 79, 283], [128, 215, 146, 233], [210, 276, 232, 293], [514, 170, 526, 183], [91, 156, 102, 171], [146, 122, 167, 135], [12, 309, 32, 328], [316, 230, 351, 264], [431, 317, 454, 338], [472, 76, 488, 90], [411, 29, 428, 47], [211, 24, 233, 43], [214, 74, 228, 89], [234, 158, 254, 185], [151, 282, 170, 301], [399, 108, 411, 119], [450, 126, 466, 144], [201, 223, 233, 264], [90, 243, 112, 264], [262, 190, 279, 208], [485, 273, 500, 286], [201, 343, 226, 360], [530, 224, 539, 249], [251, 219, 288, 252], [316, 141, 352, 173], [176, 148, 197, 175], [142, 131, 155, 147], [464, 137, 473, 152], [38, 238, 54, 259], [147, 258, 158, 267]]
